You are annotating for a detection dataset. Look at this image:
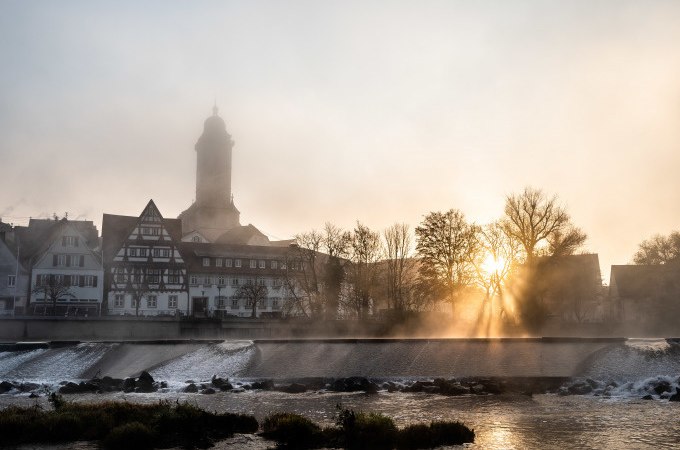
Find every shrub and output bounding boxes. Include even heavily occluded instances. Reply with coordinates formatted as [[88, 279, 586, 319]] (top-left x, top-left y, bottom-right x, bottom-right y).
[[102, 422, 155, 450], [262, 412, 323, 448], [338, 408, 397, 450], [396, 420, 475, 449]]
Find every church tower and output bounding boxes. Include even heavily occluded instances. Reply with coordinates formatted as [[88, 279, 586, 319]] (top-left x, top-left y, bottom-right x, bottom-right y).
[[178, 106, 240, 242]]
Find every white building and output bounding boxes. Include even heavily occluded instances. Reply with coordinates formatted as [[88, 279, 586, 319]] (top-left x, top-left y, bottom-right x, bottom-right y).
[[102, 200, 189, 316]]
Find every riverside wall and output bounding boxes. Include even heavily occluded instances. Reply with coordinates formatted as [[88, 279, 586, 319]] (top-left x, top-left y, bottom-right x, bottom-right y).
[[0, 317, 387, 341]]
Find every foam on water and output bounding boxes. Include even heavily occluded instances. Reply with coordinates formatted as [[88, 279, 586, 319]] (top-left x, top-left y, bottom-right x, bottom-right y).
[[0, 349, 48, 375], [150, 340, 255, 388], [1, 343, 116, 383]]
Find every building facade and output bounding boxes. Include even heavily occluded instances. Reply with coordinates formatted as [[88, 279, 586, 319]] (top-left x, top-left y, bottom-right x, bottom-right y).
[[103, 200, 189, 316], [0, 223, 30, 315], [182, 242, 295, 318], [24, 219, 103, 316]]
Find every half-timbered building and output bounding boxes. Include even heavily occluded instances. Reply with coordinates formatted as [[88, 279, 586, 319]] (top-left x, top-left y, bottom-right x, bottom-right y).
[[102, 200, 188, 316]]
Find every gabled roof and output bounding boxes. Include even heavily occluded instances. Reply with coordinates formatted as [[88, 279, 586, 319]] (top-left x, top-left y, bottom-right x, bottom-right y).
[[178, 241, 294, 271], [15, 218, 100, 266], [102, 200, 183, 263]]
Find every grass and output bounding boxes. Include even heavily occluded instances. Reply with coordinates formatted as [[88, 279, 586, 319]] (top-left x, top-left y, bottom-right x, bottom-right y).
[[0, 394, 258, 449], [261, 407, 475, 449]]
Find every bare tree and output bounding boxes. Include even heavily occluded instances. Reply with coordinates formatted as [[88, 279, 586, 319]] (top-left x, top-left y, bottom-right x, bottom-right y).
[[502, 187, 586, 263], [633, 231, 680, 265], [472, 221, 520, 306], [415, 210, 479, 311], [383, 223, 415, 312], [345, 222, 382, 319], [125, 267, 151, 317], [32, 275, 74, 316], [236, 278, 269, 318]]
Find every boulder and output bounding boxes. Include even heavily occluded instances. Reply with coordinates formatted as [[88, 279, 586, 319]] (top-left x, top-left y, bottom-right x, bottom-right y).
[[0, 381, 14, 393], [669, 391, 680, 402], [200, 388, 216, 395], [642, 394, 654, 400], [184, 383, 199, 393], [653, 381, 672, 396], [138, 371, 154, 384], [281, 383, 307, 393], [251, 380, 274, 390], [123, 378, 136, 392], [59, 382, 82, 394]]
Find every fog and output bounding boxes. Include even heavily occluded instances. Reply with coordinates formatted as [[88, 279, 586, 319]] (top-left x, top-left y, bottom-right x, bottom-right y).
[[2, 1, 680, 279]]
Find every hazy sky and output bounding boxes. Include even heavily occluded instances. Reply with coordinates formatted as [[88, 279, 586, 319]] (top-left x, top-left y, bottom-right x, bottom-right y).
[[2, 1, 680, 279]]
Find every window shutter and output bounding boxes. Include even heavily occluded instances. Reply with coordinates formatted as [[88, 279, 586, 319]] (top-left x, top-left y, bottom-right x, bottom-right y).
[[80, 255, 85, 267], [93, 276, 97, 287], [53, 255, 58, 266], [66, 255, 71, 267], [79, 276, 85, 287], [62, 236, 66, 246], [75, 237, 79, 247]]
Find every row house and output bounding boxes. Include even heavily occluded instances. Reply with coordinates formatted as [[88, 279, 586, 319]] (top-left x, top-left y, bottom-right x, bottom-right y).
[[0, 222, 30, 315], [2, 218, 105, 316], [102, 200, 189, 316], [180, 242, 295, 318]]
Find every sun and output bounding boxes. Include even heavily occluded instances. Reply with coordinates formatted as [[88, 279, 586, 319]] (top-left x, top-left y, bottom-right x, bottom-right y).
[[482, 253, 506, 276]]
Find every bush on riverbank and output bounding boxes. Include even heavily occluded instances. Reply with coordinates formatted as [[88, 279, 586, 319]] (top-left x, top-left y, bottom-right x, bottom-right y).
[[0, 395, 258, 448], [262, 407, 475, 449]]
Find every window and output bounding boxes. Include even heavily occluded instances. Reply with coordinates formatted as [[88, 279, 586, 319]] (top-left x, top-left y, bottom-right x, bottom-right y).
[[62, 236, 78, 247], [153, 248, 160, 257], [203, 257, 210, 267], [225, 259, 233, 268], [54, 274, 64, 285], [168, 295, 178, 309], [231, 298, 239, 308], [128, 248, 138, 257], [141, 227, 161, 236], [273, 278, 282, 287], [259, 260, 265, 269], [148, 270, 160, 283], [272, 298, 279, 309], [204, 276, 212, 285], [271, 260, 278, 269], [232, 278, 239, 286], [139, 248, 148, 257], [190, 275, 198, 285], [131, 298, 138, 308], [167, 269, 180, 284], [258, 299, 265, 308], [250, 260, 257, 269], [235, 259, 242, 268], [8, 275, 16, 288], [147, 295, 157, 308], [192, 236, 201, 242], [161, 248, 170, 257], [71, 275, 79, 286], [258, 278, 266, 286], [218, 277, 225, 286], [216, 258, 223, 267], [217, 296, 227, 308], [58, 254, 68, 266], [115, 269, 125, 283], [114, 294, 124, 308], [281, 262, 287, 270]]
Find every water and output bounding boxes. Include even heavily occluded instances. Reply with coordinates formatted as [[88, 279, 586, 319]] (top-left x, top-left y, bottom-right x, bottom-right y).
[[2, 338, 680, 449]]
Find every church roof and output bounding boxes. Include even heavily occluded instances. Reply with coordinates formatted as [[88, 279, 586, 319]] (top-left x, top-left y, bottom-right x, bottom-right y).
[[215, 224, 270, 246]]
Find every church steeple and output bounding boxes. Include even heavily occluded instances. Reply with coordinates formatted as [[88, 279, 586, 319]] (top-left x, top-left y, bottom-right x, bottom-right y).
[[195, 106, 233, 207]]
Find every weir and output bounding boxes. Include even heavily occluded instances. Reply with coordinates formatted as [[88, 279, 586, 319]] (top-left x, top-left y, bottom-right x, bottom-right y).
[[3, 337, 677, 386]]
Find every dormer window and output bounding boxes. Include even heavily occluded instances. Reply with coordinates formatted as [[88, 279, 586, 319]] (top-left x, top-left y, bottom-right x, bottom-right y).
[[203, 257, 210, 267], [62, 236, 78, 247], [192, 236, 201, 242]]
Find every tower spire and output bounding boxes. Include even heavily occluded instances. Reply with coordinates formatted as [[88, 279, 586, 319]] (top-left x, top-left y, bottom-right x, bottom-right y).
[[212, 99, 219, 117]]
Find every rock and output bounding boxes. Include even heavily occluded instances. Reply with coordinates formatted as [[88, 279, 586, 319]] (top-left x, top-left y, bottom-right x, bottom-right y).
[[434, 379, 469, 396], [200, 388, 216, 395], [281, 383, 307, 393], [138, 371, 154, 384], [567, 381, 592, 395], [653, 381, 672, 396], [471, 384, 486, 395], [218, 382, 234, 391], [251, 380, 274, 390], [160, 381, 168, 389], [0, 381, 14, 393], [123, 378, 136, 392], [230, 387, 246, 393], [59, 382, 81, 394], [184, 383, 199, 393], [669, 391, 680, 402], [28, 392, 39, 398], [18, 382, 40, 392], [642, 394, 654, 400]]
